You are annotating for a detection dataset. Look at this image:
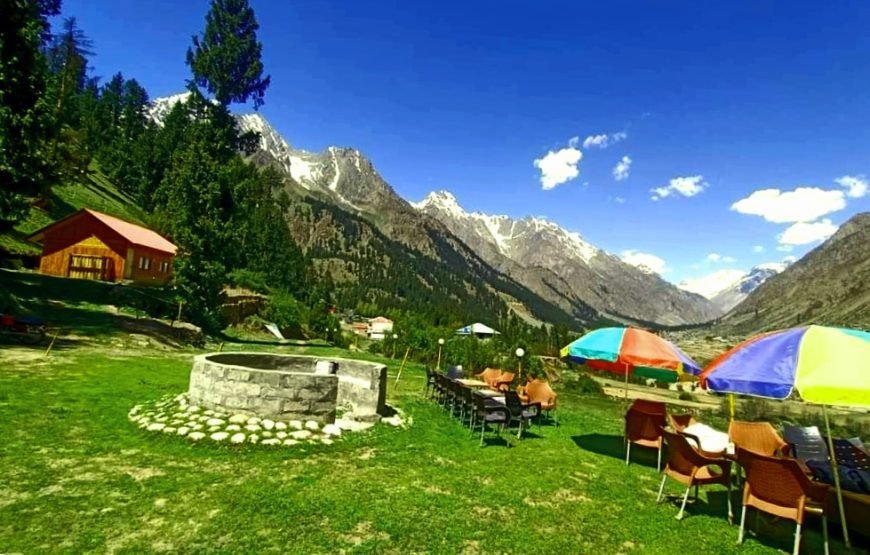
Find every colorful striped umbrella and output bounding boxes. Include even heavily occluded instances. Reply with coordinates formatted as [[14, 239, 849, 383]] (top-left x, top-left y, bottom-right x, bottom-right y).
[[699, 325, 870, 547], [560, 327, 701, 384]]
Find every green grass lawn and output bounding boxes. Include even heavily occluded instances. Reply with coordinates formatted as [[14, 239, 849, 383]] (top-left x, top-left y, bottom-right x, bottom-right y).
[[1, 340, 858, 554]]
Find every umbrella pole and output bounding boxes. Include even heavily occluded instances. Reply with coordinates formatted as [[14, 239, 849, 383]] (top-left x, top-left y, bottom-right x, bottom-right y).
[[624, 363, 629, 401], [729, 393, 735, 421], [822, 404, 850, 548]]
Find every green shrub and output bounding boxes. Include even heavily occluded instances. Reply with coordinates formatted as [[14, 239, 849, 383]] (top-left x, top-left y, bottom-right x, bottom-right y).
[[678, 391, 695, 402], [227, 269, 271, 294], [562, 371, 604, 395], [263, 290, 304, 338]]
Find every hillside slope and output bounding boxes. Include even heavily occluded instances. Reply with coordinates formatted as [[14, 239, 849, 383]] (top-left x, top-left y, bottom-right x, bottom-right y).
[[718, 212, 870, 334]]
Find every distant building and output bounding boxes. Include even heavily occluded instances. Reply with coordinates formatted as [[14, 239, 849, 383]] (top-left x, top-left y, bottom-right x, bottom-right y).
[[455, 322, 500, 338], [368, 316, 394, 340], [27, 209, 177, 285], [350, 322, 369, 337]]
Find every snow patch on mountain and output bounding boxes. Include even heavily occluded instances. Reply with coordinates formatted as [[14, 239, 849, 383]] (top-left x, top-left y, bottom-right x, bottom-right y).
[[679, 264, 788, 312]]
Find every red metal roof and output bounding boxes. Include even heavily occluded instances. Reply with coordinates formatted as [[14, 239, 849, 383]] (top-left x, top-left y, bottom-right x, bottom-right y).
[[83, 210, 177, 254]]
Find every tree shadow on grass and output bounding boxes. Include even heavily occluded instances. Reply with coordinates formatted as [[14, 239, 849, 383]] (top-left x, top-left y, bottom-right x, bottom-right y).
[[571, 433, 660, 469]]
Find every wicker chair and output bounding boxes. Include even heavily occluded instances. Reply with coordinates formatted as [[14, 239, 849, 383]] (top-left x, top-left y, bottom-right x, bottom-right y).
[[503, 391, 540, 439], [519, 379, 559, 425], [736, 448, 829, 555], [472, 390, 510, 447], [446, 365, 464, 380], [492, 371, 515, 392], [729, 421, 790, 456], [783, 425, 829, 464], [476, 368, 503, 387], [657, 430, 733, 521], [668, 413, 697, 432], [625, 400, 667, 471], [424, 366, 436, 398]]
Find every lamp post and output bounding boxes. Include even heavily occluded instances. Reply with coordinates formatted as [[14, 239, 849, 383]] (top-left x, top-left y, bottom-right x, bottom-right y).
[[515, 347, 525, 381], [437, 338, 445, 370], [392, 333, 398, 358]]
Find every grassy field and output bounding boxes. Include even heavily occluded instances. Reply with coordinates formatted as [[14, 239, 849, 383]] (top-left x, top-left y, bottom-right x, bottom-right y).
[[1, 337, 861, 554]]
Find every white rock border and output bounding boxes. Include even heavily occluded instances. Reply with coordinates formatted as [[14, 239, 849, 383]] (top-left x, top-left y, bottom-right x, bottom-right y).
[[129, 393, 411, 448]]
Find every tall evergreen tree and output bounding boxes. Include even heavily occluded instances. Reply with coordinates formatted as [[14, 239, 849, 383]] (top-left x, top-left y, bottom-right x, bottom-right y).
[[0, 0, 61, 228]]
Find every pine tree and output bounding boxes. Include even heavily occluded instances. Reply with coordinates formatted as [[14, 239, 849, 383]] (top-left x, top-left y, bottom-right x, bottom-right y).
[[0, 0, 61, 228]]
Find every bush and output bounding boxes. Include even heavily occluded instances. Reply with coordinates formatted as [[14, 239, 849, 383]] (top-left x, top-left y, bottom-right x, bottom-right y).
[[678, 391, 695, 402], [227, 269, 271, 294], [562, 371, 604, 395], [263, 290, 304, 338]]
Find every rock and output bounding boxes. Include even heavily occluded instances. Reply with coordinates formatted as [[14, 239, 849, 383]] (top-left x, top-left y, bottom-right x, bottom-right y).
[[188, 432, 206, 441], [203, 409, 215, 416], [206, 418, 225, 427], [274, 422, 287, 431], [249, 434, 259, 444], [186, 405, 201, 413], [244, 424, 261, 433], [154, 498, 167, 508], [162, 426, 177, 434], [229, 414, 248, 424], [289, 430, 312, 440], [322, 424, 342, 437], [210, 432, 229, 441], [230, 433, 246, 444], [169, 419, 185, 426], [177, 427, 190, 436], [261, 419, 275, 430], [198, 415, 212, 422], [282, 439, 299, 446], [147, 423, 166, 432], [276, 431, 288, 440], [191, 423, 204, 431], [185, 421, 198, 428], [288, 420, 303, 430], [261, 431, 273, 438], [225, 424, 242, 432], [261, 438, 280, 446], [208, 426, 222, 432], [382, 415, 403, 427], [155, 415, 168, 422], [321, 438, 334, 445], [304, 420, 319, 431], [246, 417, 261, 425]]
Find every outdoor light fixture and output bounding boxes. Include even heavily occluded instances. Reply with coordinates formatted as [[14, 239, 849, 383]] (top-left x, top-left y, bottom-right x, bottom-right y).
[[436, 338, 445, 370]]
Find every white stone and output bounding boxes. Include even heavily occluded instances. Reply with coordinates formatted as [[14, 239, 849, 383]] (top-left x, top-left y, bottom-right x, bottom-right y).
[[304, 420, 319, 431], [154, 498, 167, 508], [191, 423, 204, 431], [206, 418, 225, 427], [246, 417, 261, 425], [261, 438, 281, 446], [322, 424, 342, 437], [208, 426, 222, 433], [289, 430, 312, 440], [204, 409, 215, 416], [177, 427, 190, 436], [185, 421, 198, 428], [169, 419, 185, 426], [186, 405, 201, 413], [155, 415, 168, 422], [162, 426, 177, 434], [230, 433, 246, 444], [198, 415, 212, 422], [321, 438, 334, 445], [261, 419, 275, 430], [282, 439, 299, 446], [229, 414, 248, 424], [210, 432, 229, 441], [274, 422, 287, 431], [189, 432, 206, 441], [288, 420, 303, 430], [249, 434, 259, 444], [382, 415, 403, 427], [147, 423, 166, 432], [225, 424, 242, 432], [276, 431, 288, 440], [261, 431, 273, 438], [245, 424, 261, 433]]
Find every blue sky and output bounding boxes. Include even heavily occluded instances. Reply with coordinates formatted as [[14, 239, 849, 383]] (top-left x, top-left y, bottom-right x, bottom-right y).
[[58, 0, 870, 285]]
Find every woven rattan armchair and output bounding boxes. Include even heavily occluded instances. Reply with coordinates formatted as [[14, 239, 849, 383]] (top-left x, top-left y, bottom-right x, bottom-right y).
[[520, 379, 559, 425], [476, 368, 503, 387], [492, 371, 515, 392], [729, 421, 790, 457], [736, 448, 829, 555], [657, 430, 733, 521], [503, 390, 540, 439], [625, 400, 667, 471]]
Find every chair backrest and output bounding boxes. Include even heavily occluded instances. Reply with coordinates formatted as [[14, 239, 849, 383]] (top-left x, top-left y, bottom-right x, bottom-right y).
[[625, 407, 665, 443], [737, 448, 815, 516], [729, 421, 787, 456], [783, 425, 829, 463], [668, 413, 696, 432], [472, 390, 490, 413], [425, 367, 435, 383], [629, 399, 666, 415], [526, 380, 557, 406], [663, 430, 707, 476], [446, 366, 464, 380], [478, 368, 502, 384], [832, 438, 870, 471], [498, 372, 515, 382], [503, 391, 524, 417]]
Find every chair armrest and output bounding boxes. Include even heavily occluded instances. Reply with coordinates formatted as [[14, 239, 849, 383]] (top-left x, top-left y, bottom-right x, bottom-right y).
[[807, 482, 829, 505], [524, 402, 542, 418]]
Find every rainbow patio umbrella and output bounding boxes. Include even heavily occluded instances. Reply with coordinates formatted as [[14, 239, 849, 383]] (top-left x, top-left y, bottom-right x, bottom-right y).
[[700, 325, 870, 547], [560, 327, 701, 397]]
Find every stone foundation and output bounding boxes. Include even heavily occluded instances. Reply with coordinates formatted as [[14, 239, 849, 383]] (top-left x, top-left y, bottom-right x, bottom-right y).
[[188, 352, 387, 424]]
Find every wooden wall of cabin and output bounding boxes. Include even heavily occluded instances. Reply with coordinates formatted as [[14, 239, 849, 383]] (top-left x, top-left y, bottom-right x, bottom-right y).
[[38, 236, 126, 281], [127, 246, 173, 285]]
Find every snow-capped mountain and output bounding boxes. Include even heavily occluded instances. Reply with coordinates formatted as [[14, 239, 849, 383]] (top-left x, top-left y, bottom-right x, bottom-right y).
[[415, 191, 720, 326], [679, 265, 785, 312]]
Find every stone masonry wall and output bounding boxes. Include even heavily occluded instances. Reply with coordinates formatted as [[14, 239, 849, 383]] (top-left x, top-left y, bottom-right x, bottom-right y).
[[334, 359, 388, 419]]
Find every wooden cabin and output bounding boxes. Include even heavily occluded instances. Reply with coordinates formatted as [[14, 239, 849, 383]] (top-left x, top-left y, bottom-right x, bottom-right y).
[[27, 209, 177, 285]]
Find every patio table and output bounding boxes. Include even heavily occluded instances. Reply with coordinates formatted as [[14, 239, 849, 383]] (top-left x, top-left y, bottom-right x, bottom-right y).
[[456, 379, 489, 388]]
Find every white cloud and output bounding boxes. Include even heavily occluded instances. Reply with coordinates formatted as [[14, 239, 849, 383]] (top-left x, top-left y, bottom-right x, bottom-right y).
[[756, 261, 788, 273], [778, 218, 839, 246], [782, 255, 798, 264], [613, 156, 632, 181], [620, 250, 668, 275], [582, 131, 627, 149], [835, 175, 868, 199], [534, 144, 583, 190], [568, 136, 580, 148], [752, 245, 765, 253], [679, 269, 747, 299], [706, 253, 721, 262], [651, 175, 707, 200], [777, 245, 794, 252], [706, 253, 736, 264], [614, 196, 625, 204], [731, 187, 846, 223]]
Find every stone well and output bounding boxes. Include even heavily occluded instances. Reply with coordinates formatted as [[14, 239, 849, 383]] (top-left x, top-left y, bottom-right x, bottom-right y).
[[188, 352, 387, 424]]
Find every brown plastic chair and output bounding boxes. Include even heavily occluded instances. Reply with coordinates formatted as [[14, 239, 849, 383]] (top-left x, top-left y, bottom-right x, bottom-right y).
[[476, 368, 503, 387], [668, 413, 697, 432], [729, 421, 790, 457], [492, 372, 515, 392], [657, 430, 733, 521], [736, 448, 829, 555], [625, 400, 667, 471], [520, 379, 559, 425]]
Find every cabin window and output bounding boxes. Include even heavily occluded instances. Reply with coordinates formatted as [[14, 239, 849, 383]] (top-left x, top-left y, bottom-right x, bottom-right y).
[[160, 261, 169, 273], [138, 256, 151, 270]]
